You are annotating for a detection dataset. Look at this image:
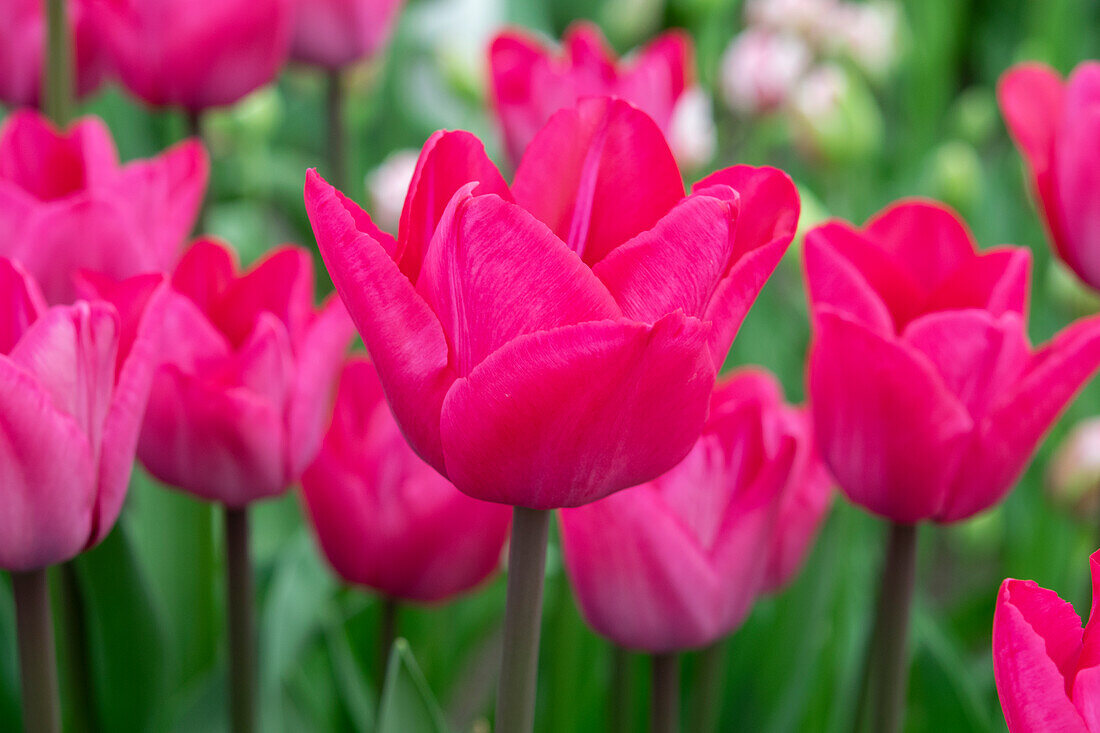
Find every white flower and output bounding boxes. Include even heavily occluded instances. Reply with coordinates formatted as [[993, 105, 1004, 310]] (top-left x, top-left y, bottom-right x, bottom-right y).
[[366, 150, 419, 235], [720, 29, 811, 115], [790, 64, 848, 119], [668, 86, 717, 170], [828, 2, 899, 76]]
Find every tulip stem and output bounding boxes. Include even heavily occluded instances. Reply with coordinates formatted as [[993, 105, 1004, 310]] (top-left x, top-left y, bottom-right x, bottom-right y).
[[43, 0, 73, 125], [225, 506, 256, 733], [57, 564, 96, 733], [377, 597, 398, 685], [494, 507, 550, 733], [853, 522, 918, 733], [11, 569, 61, 733], [326, 69, 347, 192], [650, 652, 680, 733], [609, 646, 631, 733], [690, 641, 726, 732]]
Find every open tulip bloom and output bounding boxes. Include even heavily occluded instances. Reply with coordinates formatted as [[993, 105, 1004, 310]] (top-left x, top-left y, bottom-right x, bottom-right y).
[[994, 549, 1100, 732], [0, 257, 165, 731], [805, 199, 1100, 732], [999, 61, 1100, 291], [0, 110, 208, 304], [290, 0, 406, 70], [304, 96, 799, 731]]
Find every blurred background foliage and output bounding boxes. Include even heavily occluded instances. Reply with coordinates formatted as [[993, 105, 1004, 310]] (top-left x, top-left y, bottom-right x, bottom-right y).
[[3, 0, 1100, 731]]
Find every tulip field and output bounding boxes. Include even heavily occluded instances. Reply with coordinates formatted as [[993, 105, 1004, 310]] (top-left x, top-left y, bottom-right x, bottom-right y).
[[3, 0, 1100, 732]]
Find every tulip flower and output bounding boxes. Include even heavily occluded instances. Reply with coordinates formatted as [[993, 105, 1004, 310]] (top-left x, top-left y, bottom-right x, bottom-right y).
[[0, 109, 208, 304], [0, 257, 164, 732], [993, 549, 1100, 732], [90, 0, 295, 111], [805, 199, 1100, 733], [302, 356, 511, 602], [561, 368, 830, 652], [304, 97, 799, 733], [0, 0, 104, 108], [998, 62, 1100, 291], [488, 22, 708, 167], [290, 0, 405, 69]]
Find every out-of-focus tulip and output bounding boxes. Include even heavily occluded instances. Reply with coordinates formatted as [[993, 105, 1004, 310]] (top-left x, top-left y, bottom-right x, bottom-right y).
[[488, 22, 693, 165], [91, 0, 295, 111], [0, 0, 105, 107], [290, 0, 405, 69], [301, 357, 511, 602], [0, 109, 208, 304], [805, 199, 1100, 523], [559, 369, 831, 652], [305, 97, 800, 509], [719, 29, 811, 115], [668, 86, 717, 170], [993, 549, 1100, 732], [1048, 418, 1100, 517], [0, 258, 164, 571], [999, 62, 1100, 292], [116, 238, 354, 507], [366, 149, 418, 234]]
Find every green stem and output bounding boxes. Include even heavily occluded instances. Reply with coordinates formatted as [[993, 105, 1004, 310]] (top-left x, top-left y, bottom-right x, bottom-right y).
[[650, 652, 679, 733], [12, 569, 61, 733], [854, 522, 918, 733], [377, 597, 398, 685], [57, 564, 95, 733], [690, 641, 726, 733], [326, 69, 347, 192], [225, 506, 256, 733], [494, 507, 551, 733], [43, 0, 72, 125], [609, 646, 631, 733]]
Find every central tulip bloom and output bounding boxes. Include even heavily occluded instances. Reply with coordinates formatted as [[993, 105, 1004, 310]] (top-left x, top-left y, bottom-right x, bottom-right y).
[[488, 22, 695, 165], [122, 238, 354, 506], [91, 0, 295, 110], [305, 97, 799, 509], [993, 549, 1100, 732], [0, 258, 164, 572], [290, 0, 406, 69], [0, 0, 105, 108], [0, 109, 208, 304], [301, 357, 511, 602], [999, 62, 1100, 290], [805, 199, 1100, 523], [559, 369, 831, 652]]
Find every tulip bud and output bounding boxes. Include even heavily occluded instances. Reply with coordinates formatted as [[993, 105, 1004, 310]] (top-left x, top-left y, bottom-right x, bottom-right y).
[[1046, 259, 1100, 317], [930, 140, 982, 214], [366, 150, 419, 235], [825, 1, 900, 78], [948, 87, 998, 146], [789, 64, 883, 163], [1047, 418, 1100, 518], [720, 29, 812, 115]]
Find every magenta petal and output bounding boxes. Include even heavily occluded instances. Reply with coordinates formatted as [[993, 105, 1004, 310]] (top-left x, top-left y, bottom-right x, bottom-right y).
[[590, 190, 735, 323], [940, 314, 1100, 522], [994, 579, 1088, 733], [0, 257, 46, 354], [692, 165, 800, 262], [511, 97, 685, 266], [1054, 65, 1100, 288], [923, 247, 1031, 318], [808, 310, 972, 523], [803, 226, 893, 335], [488, 31, 548, 164], [396, 130, 512, 283], [214, 246, 314, 347], [417, 188, 620, 375], [863, 199, 977, 288], [305, 169, 454, 472], [0, 356, 96, 571], [998, 63, 1064, 176], [171, 237, 237, 316], [439, 313, 715, 508], [0, 110, 118, 199]]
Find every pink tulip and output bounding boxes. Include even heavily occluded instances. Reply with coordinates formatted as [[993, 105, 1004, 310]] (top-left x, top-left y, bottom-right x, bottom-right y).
[[0, 0, 105, 107], [805, 199, 1100, 523], [488, 22, 693, 165], [559, 369, 831, 652], [301, 357, 511, 602], [110, 238, 354, 507], [999, 62, 1100, 291], [290, 0, 405, 69], [304, 97, 799, 509], [0, 109, 208, 304], [993, 549, 1100, 732], [0, 257, 165, 571], [90, 0, 295, 111]]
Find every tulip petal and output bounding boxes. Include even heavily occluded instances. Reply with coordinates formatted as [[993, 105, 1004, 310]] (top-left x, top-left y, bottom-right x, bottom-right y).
[[939, 314, 1100, 521], [0, 356, 96, 571], [214, 246, 314, 347], [488, 31, 552, 163], [923, 247, 1031, 319], [864, 199, 977, 288], [808, 310, 972, 522], [170, 238, 238, 315], [692, 165, 800, 264], [0, 111, 118, 200], [418, 188, 621, 376], [396, 130, 512, 282], [1055, 65, 1100, 288], [439, 313, 715, 508], [591, 190, 736, 325], [994, 579, 1088, 733], [305, 169, 454, 472], [0, 257, 46, 355], [1071, 552, 1100, 729], [511, 97, 685, 266], [997, 63, 1064, 178]]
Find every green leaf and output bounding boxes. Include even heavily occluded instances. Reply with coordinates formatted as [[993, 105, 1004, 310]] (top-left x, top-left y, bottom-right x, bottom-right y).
[[377, 640, 448, 733]]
